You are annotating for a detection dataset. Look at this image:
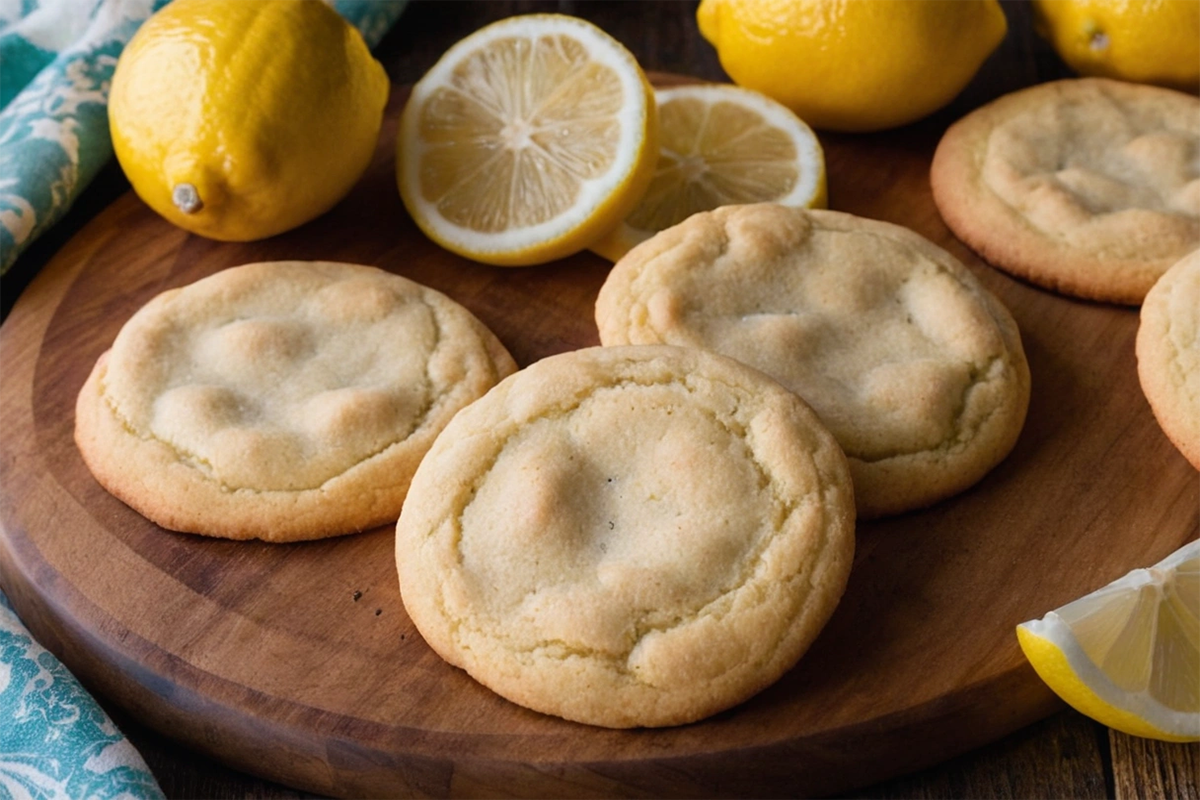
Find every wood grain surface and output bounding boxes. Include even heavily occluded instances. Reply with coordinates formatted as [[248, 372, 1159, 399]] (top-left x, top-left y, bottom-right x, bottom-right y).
[[1, 2, 1198, 798]]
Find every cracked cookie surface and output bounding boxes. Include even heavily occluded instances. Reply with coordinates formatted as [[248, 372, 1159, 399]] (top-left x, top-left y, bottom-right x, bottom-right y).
[[931, 78, 1200, 304], [1137, 250, 1200, 469], [596, 204, 1030, 519], [394, 345, 855, 728], [75, 261, 516, 541]]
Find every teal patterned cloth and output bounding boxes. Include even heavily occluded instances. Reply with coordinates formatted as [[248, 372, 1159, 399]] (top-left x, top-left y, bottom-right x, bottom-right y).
[[0, 0, 407, 274], [1, 589, 165, 799], [0, 2, 406, 796]]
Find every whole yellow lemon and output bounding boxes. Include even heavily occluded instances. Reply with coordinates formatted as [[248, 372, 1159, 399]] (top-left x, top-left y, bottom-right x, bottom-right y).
[[109, 0, 390, 241], [1032, 0, 1199, 92], [696, 0, 1008, 133]]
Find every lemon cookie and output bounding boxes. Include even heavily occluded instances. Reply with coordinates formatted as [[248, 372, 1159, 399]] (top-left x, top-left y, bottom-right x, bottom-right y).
[[595, 204, 1031, 519], [75, 261, 516, 542], [395, 345, 855, 728], [931, 78, 1200, 305], [1137, 250, 1200, 470]]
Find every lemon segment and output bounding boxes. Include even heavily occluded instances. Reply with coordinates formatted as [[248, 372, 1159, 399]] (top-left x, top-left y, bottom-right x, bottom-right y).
[[1032, 0, 1200, 92], [590, 83, 826, 263], [1016, 539, 1200, 742], [396, 14, 658, 267], [696, 0, 1007, 133], [109, 0, 390, 242]]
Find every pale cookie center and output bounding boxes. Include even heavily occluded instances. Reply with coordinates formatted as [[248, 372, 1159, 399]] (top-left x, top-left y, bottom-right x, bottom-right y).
[[108, 277, 442, 492], [673, 233, 1004, 461], [979, 89, 1200, 255], [453, 385, 770, 658]]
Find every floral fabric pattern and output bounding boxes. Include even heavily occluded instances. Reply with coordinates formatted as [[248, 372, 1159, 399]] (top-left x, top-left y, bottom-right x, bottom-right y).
[[0, 0, 407, 274], [1, 589, 165, 800]]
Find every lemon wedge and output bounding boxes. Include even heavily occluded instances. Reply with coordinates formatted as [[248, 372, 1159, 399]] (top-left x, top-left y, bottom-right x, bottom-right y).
[[1017, 539, 1200, 742], [590, 83, 826, 262], [396, 14, 658, 267]]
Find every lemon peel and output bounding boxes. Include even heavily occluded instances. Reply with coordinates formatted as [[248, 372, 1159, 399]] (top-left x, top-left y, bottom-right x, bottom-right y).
[[1032, 0, 1200, 92], [696, 0, 1007, 132], [109, 0, 389, 242]]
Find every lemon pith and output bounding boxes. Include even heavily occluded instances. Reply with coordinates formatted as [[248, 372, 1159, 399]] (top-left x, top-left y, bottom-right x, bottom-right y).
[[1016, 540, 1200, 742], [396, 14, 658, 267], [109, 0, 389, 242], [696, 0, 1008, 133]]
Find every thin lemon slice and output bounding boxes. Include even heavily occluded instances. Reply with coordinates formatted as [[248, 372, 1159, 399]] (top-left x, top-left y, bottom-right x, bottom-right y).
[[589, 83, 826, 262], [1017, 539, 1200, 742], [396, 14, 658, 267]]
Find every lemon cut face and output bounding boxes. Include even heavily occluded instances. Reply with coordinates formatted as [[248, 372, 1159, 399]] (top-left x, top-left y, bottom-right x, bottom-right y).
[[397, 14, 658, 266], [1017, 539, 1200, 742], [591, 83, 826, 262]]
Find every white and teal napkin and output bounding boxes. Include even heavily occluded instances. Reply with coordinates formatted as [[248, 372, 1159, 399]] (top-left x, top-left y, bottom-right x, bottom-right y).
[[1, 589, 164, 799], [0, 0, 407, 274], [0, 2, 406, 797]]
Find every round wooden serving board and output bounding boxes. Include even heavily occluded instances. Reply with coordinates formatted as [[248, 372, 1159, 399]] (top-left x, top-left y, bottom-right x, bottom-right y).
[[1, 76, 1196, 799]]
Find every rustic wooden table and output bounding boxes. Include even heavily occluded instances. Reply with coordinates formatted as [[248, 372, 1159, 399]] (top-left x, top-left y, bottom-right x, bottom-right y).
[[2, 1, 1197, 798]]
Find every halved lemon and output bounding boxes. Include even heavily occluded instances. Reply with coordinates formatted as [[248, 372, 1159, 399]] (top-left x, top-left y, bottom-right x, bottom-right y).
[[589, 83, 826, 262], [1016, 539, 1199, 742], [396, 14, 658, 267]]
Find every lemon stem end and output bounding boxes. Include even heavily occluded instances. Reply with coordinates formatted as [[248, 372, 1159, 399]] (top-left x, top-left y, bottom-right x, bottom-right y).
[[172, 183, 203, 214]]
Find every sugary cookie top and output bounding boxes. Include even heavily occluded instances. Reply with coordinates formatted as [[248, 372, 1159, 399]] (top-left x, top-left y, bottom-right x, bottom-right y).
[[597, 204, 1026, 469], [1137, 250, 1200, 468], [1150, 251, 1200, 375], [978, 79, 1198, 263], [102, 261, 507, 492], [931, 78, 1200, 303], [396, 345, 856, 728]]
